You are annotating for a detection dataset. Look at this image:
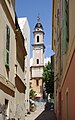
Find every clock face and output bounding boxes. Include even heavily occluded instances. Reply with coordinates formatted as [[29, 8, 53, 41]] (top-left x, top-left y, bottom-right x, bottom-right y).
[[38, 23, 40, 27]]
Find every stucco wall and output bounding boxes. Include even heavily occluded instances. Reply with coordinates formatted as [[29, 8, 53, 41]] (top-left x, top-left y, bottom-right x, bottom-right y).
[[69, 0, 75, 49], [33, 46, 44, 65], [0, 4, 15, 85], [32, 67, 43, 78], [61, 52, 75, 120], [0, 1, 16, 119], [18, 17, 30, 112], [32, 78, 43, 97], [0, 85, 15, 118]]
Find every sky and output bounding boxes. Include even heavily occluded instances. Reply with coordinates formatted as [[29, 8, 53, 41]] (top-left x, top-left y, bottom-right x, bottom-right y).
[[15, 0, 54, 63]]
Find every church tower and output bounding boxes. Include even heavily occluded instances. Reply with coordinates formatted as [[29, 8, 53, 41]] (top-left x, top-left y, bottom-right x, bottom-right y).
[[31, 17, 45, 98]]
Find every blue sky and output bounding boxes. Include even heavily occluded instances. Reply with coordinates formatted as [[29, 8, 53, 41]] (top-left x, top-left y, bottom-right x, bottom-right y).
[[16, 0, 54, 59]]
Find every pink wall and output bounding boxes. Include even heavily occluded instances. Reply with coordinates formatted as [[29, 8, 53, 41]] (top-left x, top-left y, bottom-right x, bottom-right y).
[[61, 51, 75, 120]]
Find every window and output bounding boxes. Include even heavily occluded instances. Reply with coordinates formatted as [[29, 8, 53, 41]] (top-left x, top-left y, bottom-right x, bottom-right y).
[[30, 82, 32, 88], [37, 59, 39, 64], [5, 99, 9, 119], [5, 25, 10, 68], [37, 36, 39, 42], [62, 0, 69, 54], [36, 80, 39, 86]]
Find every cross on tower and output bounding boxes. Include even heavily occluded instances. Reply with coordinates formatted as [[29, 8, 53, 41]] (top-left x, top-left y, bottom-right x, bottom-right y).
[[37, 13, 40, 23]]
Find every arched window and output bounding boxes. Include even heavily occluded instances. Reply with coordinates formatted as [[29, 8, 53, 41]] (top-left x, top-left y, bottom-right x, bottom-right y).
[[37, 59, 39, 64], [37, 36, 39, 42]]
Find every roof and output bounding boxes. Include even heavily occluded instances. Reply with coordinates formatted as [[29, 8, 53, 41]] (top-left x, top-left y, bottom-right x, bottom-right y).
[[34, 22, 43, 30], [34, 17, 43, 30]]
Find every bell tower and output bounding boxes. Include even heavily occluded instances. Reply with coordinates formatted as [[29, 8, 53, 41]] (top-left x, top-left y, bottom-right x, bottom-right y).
[[31, 17, 45, 98]]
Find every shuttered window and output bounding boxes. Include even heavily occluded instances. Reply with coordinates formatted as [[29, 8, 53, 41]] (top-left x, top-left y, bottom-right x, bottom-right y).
[[62, 0, 69, 54], [5, 25, 10, 68]]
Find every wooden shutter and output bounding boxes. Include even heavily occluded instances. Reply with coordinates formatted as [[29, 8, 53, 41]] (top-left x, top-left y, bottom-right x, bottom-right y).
[[62, 0, 69, 54], [5, 25, 10, 67]]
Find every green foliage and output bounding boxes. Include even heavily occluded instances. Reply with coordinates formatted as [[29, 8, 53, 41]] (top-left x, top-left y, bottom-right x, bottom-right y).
[[29, 89, 37, 99], [43, 61, 54, 98]]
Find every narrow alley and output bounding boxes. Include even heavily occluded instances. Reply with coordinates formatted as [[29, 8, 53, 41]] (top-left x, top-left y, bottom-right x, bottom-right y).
[[0, 0, 75, 120], [25, 101, 57, 120]]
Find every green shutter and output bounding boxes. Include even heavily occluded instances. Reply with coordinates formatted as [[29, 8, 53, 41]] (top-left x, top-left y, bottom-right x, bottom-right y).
[[6, 50, 9, 65], [6, 26, 10, 51], [62, 0, 69, 54], [5, 25, 10, 67]]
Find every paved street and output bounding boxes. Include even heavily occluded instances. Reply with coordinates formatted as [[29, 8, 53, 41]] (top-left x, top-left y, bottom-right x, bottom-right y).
[[25, 101, 45, 120], [25, 102, 57, 120], [35, 111, 57, 120]]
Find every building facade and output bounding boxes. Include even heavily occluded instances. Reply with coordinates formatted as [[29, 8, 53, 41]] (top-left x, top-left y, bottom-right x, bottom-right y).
[[52, 0, 75, 120], [0, 0, 15, 119], [18, 17, 30, 113], [15, 16, 27, 120], [31, 18, 45, 98], [0, 0, 27, 119]]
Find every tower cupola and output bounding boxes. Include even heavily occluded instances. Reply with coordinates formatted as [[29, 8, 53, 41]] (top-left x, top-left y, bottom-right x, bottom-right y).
[[33, 17, 44, 34]]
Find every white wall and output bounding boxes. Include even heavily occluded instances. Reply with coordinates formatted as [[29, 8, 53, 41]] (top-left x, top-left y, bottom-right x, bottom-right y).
[[18, 17, 30, 112]]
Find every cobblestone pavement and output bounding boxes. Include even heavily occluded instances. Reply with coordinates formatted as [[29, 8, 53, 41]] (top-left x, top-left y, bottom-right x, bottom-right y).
[[25, 102, 45, 120]]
